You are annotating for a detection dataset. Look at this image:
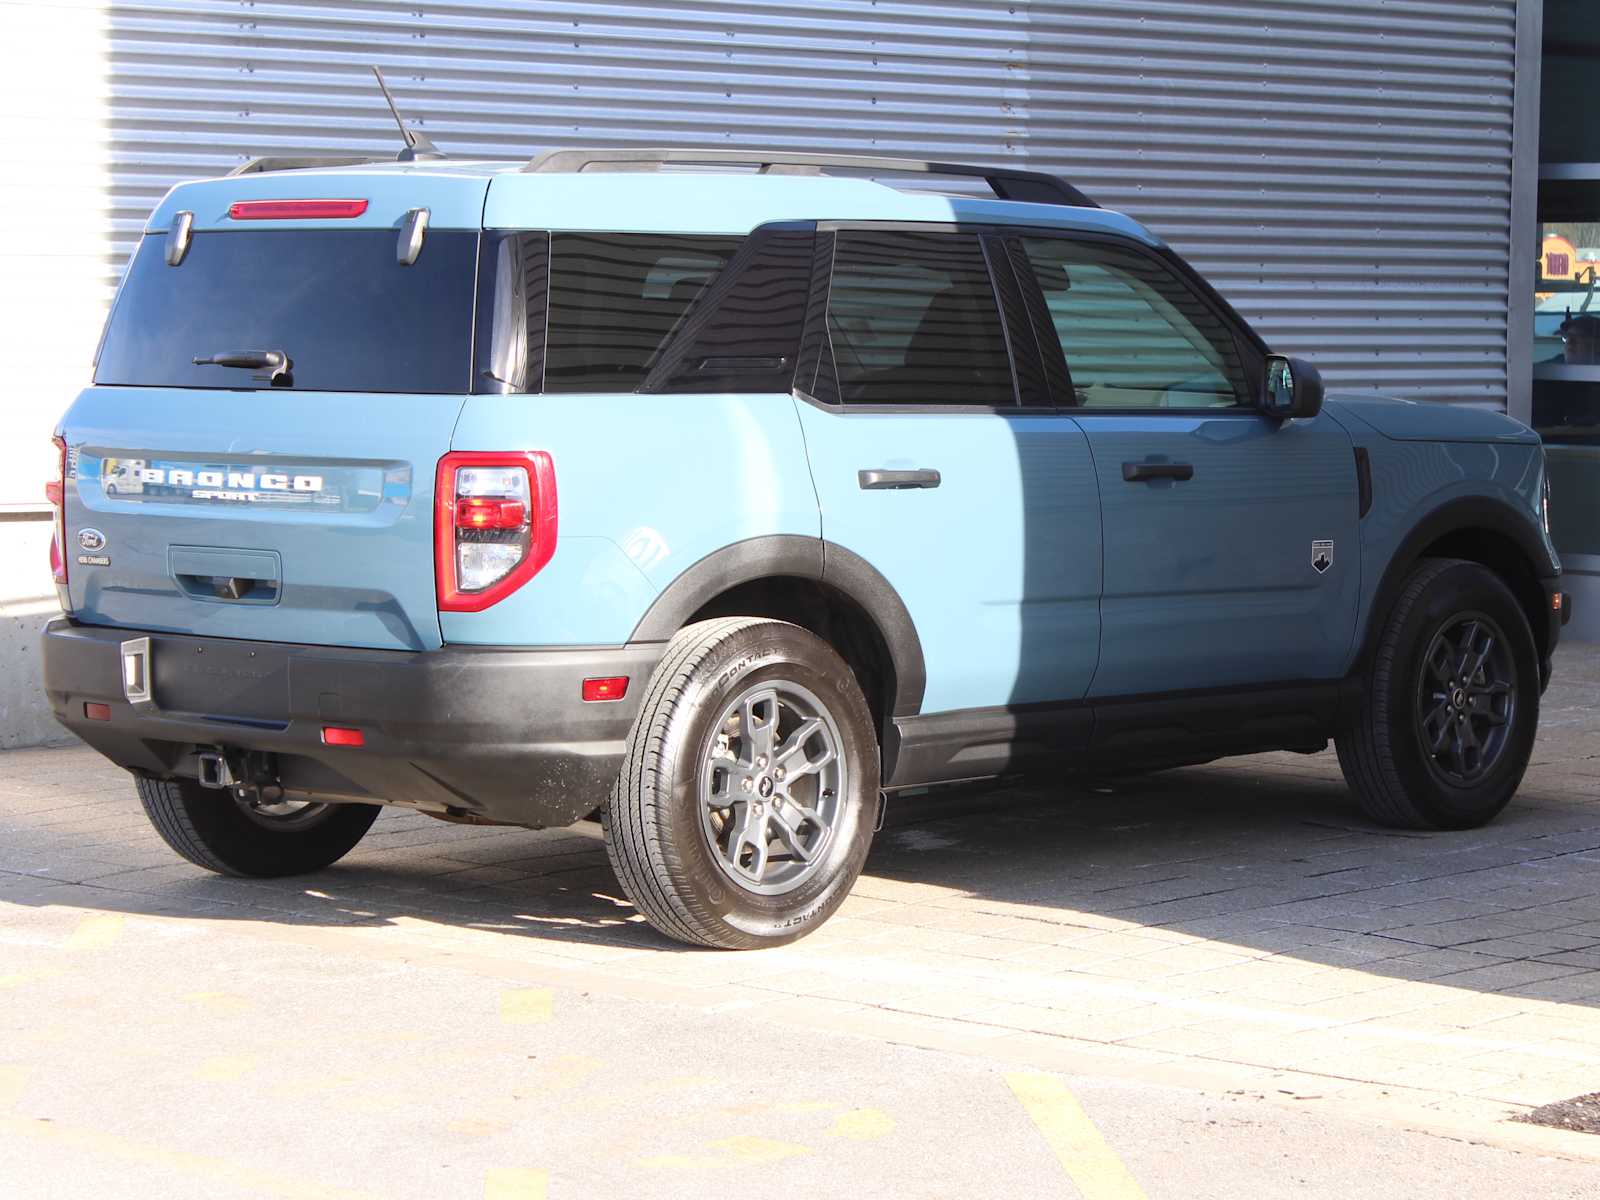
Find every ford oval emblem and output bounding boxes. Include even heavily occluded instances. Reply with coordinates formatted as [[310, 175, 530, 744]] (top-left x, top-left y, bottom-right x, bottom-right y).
[[77, 528, 107, 553]]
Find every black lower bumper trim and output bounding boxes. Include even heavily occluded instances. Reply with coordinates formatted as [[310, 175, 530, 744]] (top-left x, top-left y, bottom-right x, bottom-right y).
[[41, 618, 663, 828]]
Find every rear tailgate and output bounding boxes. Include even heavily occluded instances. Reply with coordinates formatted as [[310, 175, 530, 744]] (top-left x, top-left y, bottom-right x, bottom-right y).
[[58, 168, 492, 652]]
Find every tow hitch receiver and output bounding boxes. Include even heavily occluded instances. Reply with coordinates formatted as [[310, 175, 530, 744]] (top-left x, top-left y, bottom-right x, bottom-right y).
[[195, 751, 235, 789]]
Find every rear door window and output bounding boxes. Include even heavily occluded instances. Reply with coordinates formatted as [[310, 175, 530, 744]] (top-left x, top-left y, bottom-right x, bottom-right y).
[[95, 229, 479, 393], [826, 231, 1015, 407]]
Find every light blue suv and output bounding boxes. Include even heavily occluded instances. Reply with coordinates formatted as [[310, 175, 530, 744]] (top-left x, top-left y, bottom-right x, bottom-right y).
[[42, 147, 1569, 948]]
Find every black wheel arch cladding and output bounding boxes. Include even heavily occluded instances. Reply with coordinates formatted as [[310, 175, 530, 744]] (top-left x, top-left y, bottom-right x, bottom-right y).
[[629, 534, 927, 719]]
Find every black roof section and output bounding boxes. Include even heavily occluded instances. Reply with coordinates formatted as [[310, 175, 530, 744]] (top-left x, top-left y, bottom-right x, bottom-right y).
[[521, 147, 1097, 209]]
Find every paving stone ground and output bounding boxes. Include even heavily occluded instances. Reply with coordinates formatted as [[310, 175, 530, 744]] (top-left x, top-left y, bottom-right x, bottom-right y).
[[2, 643, 1600, 1195]]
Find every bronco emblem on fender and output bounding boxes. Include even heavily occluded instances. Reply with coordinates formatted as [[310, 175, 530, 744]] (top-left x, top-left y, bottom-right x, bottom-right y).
[[1312, 539, 1334, 574]]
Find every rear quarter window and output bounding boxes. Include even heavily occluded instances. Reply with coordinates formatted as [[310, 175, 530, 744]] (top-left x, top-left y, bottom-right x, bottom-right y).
[[543, 233, 741, 393], [95, 229, 479, 393]]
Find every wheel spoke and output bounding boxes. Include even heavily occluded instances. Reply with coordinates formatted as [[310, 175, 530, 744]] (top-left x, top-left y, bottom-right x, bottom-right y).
[[770, 803, 821, 863], [1452, 620, 1480, 680], [773, 717, 823, 766], [708, 760, 745, 807], [1424, 706, 1453, 753], [1425, 641, 1455, 685], [741, 690, 779, 761], [726, 801, 770, 881], [1463, 630, 1496, 684], [1447, 726, 1469, 777]]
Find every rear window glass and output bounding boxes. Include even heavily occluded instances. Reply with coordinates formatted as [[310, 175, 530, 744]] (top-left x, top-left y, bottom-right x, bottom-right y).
[[545, 233, 740, 393], [95, 229, 478, 393]]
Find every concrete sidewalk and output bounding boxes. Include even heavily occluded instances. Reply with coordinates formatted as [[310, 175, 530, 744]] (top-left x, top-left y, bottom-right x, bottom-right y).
[[2, 644, 1600, 1195]]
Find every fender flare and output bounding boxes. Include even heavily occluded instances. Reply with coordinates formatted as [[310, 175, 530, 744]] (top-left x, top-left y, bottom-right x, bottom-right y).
[[1356, 496, 1557, 669], [629, 535, 927, 718]]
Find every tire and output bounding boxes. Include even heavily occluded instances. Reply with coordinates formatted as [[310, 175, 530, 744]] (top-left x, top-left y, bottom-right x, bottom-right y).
[[135, 776, 381, 876], [1336, 557, 1539, 830], [603, 617, 880, 949]]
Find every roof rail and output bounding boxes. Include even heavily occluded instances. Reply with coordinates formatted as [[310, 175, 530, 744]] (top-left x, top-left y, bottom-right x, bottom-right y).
[[520, 147, 1096, 208], [227, 155, 398, 176]]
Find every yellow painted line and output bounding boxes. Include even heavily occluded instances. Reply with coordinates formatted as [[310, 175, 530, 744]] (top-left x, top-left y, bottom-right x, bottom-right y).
[[829, 1107, 895, 1141], [195, 1055, 257, 1083], [0, 1115, 382, 1200], [641, 1134, 811, 1169], [1006, 1072, 1148, 1200], [0, 1065, 26, 1108], [65, 914, 123, 951], [448, 1116, 511, 1138], [182, 990, 256, 1016], [0, 967, 63, 989], [500, 988, 553, 1025], [484, 1167, 548, 1199]]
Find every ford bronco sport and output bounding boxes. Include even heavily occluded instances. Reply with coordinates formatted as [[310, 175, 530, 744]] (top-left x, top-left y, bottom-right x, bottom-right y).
[[42, 146, 1569, 949]]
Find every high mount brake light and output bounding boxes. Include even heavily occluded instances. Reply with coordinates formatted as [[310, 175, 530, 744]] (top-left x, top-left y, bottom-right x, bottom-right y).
[[435, 451, 557, 613], [47, 435, 67, 587], [228, 199, 370, 220]]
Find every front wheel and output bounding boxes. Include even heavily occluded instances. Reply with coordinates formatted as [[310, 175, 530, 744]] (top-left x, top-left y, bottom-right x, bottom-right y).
[[1336, 558, 1539, 830], [603, 618, 880, 949], [135, 776, 381, 876]]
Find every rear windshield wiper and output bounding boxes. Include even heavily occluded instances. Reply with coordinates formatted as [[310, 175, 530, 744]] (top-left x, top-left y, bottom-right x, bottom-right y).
[[192, 349, 293, 386]]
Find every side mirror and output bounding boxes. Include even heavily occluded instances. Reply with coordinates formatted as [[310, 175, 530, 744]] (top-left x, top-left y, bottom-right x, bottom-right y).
[[1263, 355, 1325, 421]]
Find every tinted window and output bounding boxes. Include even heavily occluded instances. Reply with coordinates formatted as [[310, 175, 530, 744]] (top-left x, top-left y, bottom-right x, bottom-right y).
[[476, 232, 550, 394], [1021, 238, 1248, 409], [95, 230, 478, 393], [545, 233, 739, 393], [827, 231, 1015, 407], [647, 229, 813, 395]]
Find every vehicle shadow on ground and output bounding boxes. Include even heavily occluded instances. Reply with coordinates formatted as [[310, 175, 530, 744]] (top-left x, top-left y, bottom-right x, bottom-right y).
[[6, 739, 1600, 1006]]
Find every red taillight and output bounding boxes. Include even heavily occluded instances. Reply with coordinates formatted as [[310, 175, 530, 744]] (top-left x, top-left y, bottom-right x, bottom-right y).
[[434, 451, 558, 613], [84, 703, 111, 722], [228, 199, 370, 221], [582, 677, 629, 703], [321, 726, 365, 747], [456, 497, 528, 531], [47, 435, 67, 587]]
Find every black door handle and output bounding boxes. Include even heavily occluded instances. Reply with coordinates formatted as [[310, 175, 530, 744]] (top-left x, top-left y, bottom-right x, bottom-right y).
[[859, 468, 942, 490], [1122, 461, 1194, 483]]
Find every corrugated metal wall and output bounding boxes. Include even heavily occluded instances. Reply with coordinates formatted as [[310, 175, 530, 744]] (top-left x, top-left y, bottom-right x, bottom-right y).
[[104, 0, 1521, 405], [2, 0, 1522, 502], [1024, 2, 1518, 406]]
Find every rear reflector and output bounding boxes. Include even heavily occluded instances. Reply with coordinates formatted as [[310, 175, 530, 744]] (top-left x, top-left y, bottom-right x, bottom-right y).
[[83, 702, 111, 722], [582, 677, 629, 703], [321, 726, 365, 747], [229, 199, 370, 221]]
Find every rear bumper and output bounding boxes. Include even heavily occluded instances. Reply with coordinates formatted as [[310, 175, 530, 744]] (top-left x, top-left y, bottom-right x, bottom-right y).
[[41, 618, 662, 827]]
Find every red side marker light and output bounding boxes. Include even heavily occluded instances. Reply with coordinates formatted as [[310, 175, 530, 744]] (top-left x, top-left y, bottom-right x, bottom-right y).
[[321, 726, 366, 747], [582, 677, 628, 703], [1553, 592, 1564, 613], [47, 435, 67, 587], [229, 199, 370, 221], [84, 702, 111, 722]]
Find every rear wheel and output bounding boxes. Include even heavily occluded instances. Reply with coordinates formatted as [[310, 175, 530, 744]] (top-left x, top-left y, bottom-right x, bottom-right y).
[[135, 776, 381, 876], [1336, 558, 1539, 830], [603, 618, 879, 949]]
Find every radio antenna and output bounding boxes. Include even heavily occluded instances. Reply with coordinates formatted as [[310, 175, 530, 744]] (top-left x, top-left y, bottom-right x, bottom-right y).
[[371, 66, 445, 161]]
